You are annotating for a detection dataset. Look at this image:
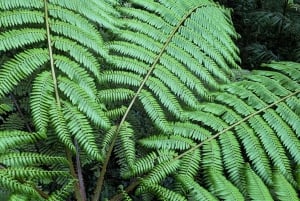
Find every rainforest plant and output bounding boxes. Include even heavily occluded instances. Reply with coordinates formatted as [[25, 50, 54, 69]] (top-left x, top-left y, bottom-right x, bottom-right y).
[[217, 0, 300, 68], [0, 0, 299, 200]]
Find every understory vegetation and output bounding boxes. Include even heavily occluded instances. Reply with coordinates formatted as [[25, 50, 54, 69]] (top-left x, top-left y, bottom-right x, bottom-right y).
[[0, 0, 299, 200]]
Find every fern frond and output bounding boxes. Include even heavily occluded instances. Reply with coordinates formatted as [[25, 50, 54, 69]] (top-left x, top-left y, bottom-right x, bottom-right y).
[[0, 28, 46, 51], [121, 152, 158, 179], [263, 110, 300, 163], [62, 101, 103, 161], [177, 148, 200, 178], [176, 175, 218, 201], [0, 153, 68, 167], [100, 126, 117, 156], [46, 179, 75, 201], [121, 151, 176, 179], [7, 194, 30, 201], [273, 170, 299, 201], [49, 0, 119, 30], [114, 122, 136, 168], [216, 91, 295, 184], [209, 172, 245, 201], [201, 141, 223, 186], [50, 21, 107, 58], [0, 10, 44, 27], [137, 183, 187, 201], [204, 103, 272, 185], [58, 76, 110, 129], [0, 173, 40, 199], [0, 114, 26, 131], [245, 164, 273, 201], [0, 131, 44, 152], [219, 131, 246, 195], [263, 61, 300, 80], [171, 122, 211, 141], [0, 49, 49, 98], [2, 167, 69, 179], [0, 0, 119, 200], [30, 71, 54, 133], [98, 88, 135, 103], [0, 0, 43, 9], [49, 101, 76, 153], [52, 37, 101, 80], [138, 90, 170, 132], [54, 55, 97, 99], [102, 2, 241, 165], [139, 135, 194, 151]]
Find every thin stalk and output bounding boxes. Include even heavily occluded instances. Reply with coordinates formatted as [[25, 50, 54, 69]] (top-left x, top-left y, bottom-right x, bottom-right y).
[[174, 89, 300, 160], [43, 1, 84, 200], [75, 140, 87, 200], [109, 90, 300, 200], [91, 5, 208, 201]]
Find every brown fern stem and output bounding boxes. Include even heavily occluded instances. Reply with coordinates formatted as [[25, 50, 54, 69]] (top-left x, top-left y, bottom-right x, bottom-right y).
[[91, 5, 208, 201], [109, 90, 300, 200], [75, 139, 87, 200], [43, 1, 85, 200]]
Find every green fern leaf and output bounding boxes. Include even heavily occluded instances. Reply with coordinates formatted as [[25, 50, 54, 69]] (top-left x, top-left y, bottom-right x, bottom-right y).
[[53, 37, 101, 80], [46, 179, 75, 201], [273, 170, 299, 201], [137, 183, 187, 201], [209, 172, 245, 201], [0, 131, 44, 152], [7, 194, 31, 201], [121, 151, 176, 179], [216, 91, 295, 184], [139, 135, 194, 151], [177, 148, 200, 178], [204, 103, 273, 184], [0, 153, 68, 167], [0, 49, 49, 98], [58, 76, 110, 129], [138, 90, 171, 132], [176, 175, 218, 201], [0, 173, 40, 199], [49, 0, 119, 31], [54, 55, 97, 99], [141, 160, 180, 188], [219, 131, 246, 195], [0, 28, 45, 51], [50, 20, 107, 58], [49, 100, 76, 153], [2, 167, 69, 179], [62, 101, 103, 161], [0, 0, 43, 9], [171, 122, 211, 141], [0, 114, 26, 131], [30, 71, 54, 133], [0, 10, 44, 27], [115, 122, 136, 168], [245, 164, 273, 201], [201, 141, 223, 186], [98, 89, 135, 103]]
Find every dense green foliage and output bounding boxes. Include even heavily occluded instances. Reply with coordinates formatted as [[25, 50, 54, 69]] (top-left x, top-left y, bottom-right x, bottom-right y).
[[217, 0, 300, 68], [0, 0, 299, 200]]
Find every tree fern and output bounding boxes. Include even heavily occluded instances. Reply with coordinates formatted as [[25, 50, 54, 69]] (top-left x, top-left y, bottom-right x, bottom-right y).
[[0, 0, 300, 200], [0, 0, 118, 199]]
